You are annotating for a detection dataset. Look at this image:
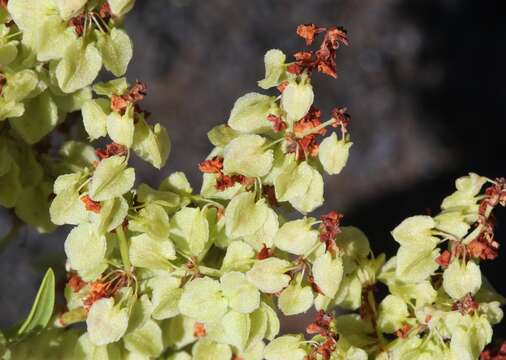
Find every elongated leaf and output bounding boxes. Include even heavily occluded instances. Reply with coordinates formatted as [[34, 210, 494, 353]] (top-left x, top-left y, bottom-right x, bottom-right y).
[[17, 268, 55, 336]]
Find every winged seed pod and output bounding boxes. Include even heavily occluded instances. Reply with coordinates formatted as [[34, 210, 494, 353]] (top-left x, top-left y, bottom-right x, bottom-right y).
[[0, 5, 505, 359]]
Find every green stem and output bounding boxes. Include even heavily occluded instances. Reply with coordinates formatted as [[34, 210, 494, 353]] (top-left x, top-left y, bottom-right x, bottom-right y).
[[115, 225, 131, 273], [297, 118, 336, 138]]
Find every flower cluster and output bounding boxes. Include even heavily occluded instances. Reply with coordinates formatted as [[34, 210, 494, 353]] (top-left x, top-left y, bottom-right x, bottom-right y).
[[0, 2, 504, 360]]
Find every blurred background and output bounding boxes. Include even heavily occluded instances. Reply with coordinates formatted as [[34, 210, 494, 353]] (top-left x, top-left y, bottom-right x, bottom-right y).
[[1, 0, 506, 336]]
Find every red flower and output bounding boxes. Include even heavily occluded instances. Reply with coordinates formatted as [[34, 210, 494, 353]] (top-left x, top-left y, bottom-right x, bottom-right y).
[[95, 142, 128, 160], [198, 156, 224, 174]]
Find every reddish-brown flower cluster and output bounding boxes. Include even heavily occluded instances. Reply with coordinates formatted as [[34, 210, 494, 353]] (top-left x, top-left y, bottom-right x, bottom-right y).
[[95, 142, 128, 160], [292, 24, 349, 78], [481, 340, 506, 360], [82, 273, 129, 310], [286, 107, 326, 160], [452, 293, 479, 315], [193, 322, 207, 338], [394, 323, 412, 339], [319, 211, 343, 253], [69, 14, 86, 36], [67, 273, 86, 293], [266, 114, 287, 133], [0, 0, 7, 8], [69, 2, 113, 37], [198, 156, 253, 191], [306, 311, 338, 360], [435, 250, 451, 268], [256, 244, 274, 260], [98, 1, 112, 22], [331, 107, 351, 133], [81, 195, 102, 213], [308, 274, 324, 295], [111, 80, 148, 114]]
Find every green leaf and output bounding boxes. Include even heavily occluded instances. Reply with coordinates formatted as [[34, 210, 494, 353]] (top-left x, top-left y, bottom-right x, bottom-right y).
[[64, 223, 107, 281], [2, 69, 39, 102], [227, 92, 276, 133], [221, 310, 251, 351], [258, 49, 286, 89], [192, 339, 232, 360], [377, 295, 409, 333], [225, 192, 269, 238], [221, 271, 260, 313], [108, 0, 136, 17], [106, 106, 135, 147], [289, 167, 324, 214], [274, 159, 312, 202], [93, 78, 129, 97], [391, 215, 438, 249], [129, 233, 176, 270], [56, 39, 102, 93], [223, 134, 274, 177], [207, 124, 240, 147], [129, 203, 171, 240], [9, 90, 58, 144], [396, 245, 439, 283], [312, 252, 343, 298], [88, 155, 135, 202], [53, 0, 87, 20], [0, 41, 19, 66], [148, 274, 182, 320], [49, 186, 88, 225], [132, 118, 171, 169], [318, 132, 352, 175], [246, 257, 291, 294], [17, 268, 55, 336], [443, 260, 482, 299], [123, 319, 164, 358], [280, 78, 314, 122], [243, 207, 279, 250], [90, 196, 129, 234], [264, 335, 307, 360], [274, 218, 318, 255], [87, 298, 129, 346], [278, 274, 314, 316], [178, 277, 228, 323], [169, 207, 210, 258], [82, 98, 110, 140], [96, 28, 133, 77]]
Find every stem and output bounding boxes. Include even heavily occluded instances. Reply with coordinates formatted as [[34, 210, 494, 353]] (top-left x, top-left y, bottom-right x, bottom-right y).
[[297, 118, 336, 138], [115, 225, 131, 273], [367, 289, 386, 351]]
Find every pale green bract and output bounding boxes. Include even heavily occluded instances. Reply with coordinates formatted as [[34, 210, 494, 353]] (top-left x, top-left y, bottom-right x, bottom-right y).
[[227, 93, 277, 133], [281, 78, 314, 122], [258, 49, 286, 89], [88, 155, 135, 202], [87, 298, 129, 346], [443, 260, 482, 300], [223, 134, 274, 177], [318, 132, 352, 175]]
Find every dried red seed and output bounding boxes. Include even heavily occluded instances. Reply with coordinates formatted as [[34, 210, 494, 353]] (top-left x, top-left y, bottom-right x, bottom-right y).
[[436, 250, 451, 267], [193, 322, 207, 337], [198, 156, 224, 174], [67, 274, 86, 293], [81, 195, 102, 214], [267, 114, 287, 133], [256, 245, 273, 260], [395, 324, 411, 339]]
